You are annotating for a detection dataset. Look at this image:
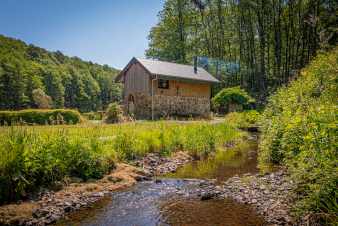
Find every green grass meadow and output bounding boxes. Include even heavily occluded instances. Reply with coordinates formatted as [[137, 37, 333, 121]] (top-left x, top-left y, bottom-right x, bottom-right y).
[[0, 121, 242, 204]]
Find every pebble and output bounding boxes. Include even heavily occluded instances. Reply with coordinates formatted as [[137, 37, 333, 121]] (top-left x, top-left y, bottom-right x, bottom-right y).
[[22, 152, 193, 226], [16, 153, 298, 226], [193, 170, 295, 225], [134, 152, 193, 176]]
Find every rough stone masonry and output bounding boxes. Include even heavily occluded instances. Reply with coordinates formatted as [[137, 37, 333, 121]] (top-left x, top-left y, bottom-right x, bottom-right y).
[[130, 92, 210, 119]]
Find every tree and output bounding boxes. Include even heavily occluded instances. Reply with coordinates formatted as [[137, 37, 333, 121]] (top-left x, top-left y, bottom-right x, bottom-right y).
[[147, 0, 338, 100], [43, 68, 65, 108], [146, 0, 191, 63], [111, 83, 122, 103], [0, 35, 120, 112], [0, 57, 27, 110], [32, 88, 53, 109]]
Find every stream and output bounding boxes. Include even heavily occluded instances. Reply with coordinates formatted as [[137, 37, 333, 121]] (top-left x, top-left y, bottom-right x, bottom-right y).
[[56, 135, 265, 226]]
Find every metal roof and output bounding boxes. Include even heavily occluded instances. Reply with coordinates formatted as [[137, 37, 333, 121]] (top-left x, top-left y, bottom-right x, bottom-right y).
[[116, 57, 219, 83]]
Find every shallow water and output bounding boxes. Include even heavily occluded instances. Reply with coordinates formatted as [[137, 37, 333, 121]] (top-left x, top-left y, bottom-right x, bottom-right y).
[[57, 180, 264, 226], [56, 135, 265, 226], [166, 137, 259, 182]]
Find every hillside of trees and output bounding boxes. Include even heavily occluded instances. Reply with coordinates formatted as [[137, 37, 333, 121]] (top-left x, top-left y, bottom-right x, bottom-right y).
[[0, 35, 121, 112], [146, 0, 337, 100]]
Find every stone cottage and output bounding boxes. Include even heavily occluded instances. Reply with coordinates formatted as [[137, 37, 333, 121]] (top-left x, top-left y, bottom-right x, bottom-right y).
[[115, 57, 219, 119]]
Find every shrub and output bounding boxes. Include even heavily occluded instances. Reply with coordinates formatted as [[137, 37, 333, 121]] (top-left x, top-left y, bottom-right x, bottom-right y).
[[104, 103, 124, 123], [224, 110, 260, 129], [82, 111, 103, 120], [259, 48, 338, 224], [212, 86, 255, 113], [0, 109, 82, 125]]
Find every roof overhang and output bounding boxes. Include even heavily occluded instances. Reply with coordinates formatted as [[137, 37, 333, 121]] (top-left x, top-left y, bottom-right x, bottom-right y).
[[156, 74, 220, 84], [115, 57, 220, 84], [115, 57, 154, 83], [115, 58, 136, 82]]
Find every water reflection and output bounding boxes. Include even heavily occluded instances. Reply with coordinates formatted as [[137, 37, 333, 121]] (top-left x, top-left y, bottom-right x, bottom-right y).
[[166, 138, 258, 182], [161, 198, 265, 226]]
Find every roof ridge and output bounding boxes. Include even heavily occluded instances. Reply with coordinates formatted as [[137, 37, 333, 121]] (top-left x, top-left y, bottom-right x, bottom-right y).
[[136, 57, 206, 70], [127, 57, 219, 83]]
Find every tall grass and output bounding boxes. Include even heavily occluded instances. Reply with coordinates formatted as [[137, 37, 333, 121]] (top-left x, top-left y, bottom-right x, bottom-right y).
[[259, 48, 337, 224], [0, 121, 241, 204]]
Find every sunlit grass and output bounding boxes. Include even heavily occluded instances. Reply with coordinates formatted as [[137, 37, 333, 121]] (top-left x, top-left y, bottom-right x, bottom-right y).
[[0, 120, 242, 204]]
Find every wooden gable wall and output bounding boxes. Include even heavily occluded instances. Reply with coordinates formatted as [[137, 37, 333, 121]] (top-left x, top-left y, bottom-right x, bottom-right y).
[[123, 62, 151, 99]]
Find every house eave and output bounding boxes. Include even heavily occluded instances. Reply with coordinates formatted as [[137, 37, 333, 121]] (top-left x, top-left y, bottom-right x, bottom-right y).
[[155, 74, 220, 84], [115, 57, 220, 84]]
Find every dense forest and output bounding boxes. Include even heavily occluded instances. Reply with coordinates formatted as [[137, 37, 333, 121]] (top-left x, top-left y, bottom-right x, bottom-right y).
[[146, 0, 337, 100], [0, 35, 121, 112]]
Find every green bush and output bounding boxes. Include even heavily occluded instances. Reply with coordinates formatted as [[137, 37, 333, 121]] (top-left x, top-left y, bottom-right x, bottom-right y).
[[104, 103, 124, 123], [212, 86, 255, 113], [224, 110, 260, 128], [0, 109, 82, 125], [82, 111, 103, 120], [259, 48, 338, 224]]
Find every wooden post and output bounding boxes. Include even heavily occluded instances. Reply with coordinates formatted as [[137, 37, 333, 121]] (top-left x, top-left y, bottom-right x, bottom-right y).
[[151, 75, 158, 120]]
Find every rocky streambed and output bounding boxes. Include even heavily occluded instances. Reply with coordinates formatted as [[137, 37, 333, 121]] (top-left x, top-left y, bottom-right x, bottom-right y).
[[0, 152, 193, 226], [0, 135, 296, 226], [194, 170, 294, 225], [54, 170, 294, 226]]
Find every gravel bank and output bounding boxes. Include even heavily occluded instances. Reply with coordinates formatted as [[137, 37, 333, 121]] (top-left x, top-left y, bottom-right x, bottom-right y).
[[0, 152, 193, 226], [196, 170, 295, 225]]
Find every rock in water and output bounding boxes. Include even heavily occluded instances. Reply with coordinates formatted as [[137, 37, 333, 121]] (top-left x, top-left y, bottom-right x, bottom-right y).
[[200, 192, 216, 200]]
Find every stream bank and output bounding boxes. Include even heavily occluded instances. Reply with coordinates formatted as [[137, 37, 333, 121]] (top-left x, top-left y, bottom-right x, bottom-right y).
[[54, 134, 271, 226], [0, 152, 192, 226], [0, 134, 296, 226], [189, 170, 295, 225]]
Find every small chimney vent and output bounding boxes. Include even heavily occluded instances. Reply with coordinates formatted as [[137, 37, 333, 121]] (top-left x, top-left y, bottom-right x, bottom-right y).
[[193, 56, 197, 74]]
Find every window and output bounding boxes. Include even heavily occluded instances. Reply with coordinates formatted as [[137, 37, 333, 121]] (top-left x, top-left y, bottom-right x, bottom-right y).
[[158, 79, 169, 89]]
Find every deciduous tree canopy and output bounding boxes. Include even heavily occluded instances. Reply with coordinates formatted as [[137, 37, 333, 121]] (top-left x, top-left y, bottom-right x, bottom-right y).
[[146, 0, 337, 100], [0, 35, 121, 112]]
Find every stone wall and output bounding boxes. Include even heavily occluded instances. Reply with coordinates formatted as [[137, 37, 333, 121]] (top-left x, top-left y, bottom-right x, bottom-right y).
[[122, 92, 152, 119], [153, 95, 210, 118], [125, 93, 210, 119]]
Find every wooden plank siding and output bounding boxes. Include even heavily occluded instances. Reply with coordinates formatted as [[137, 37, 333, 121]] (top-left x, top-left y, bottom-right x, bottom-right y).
[[123, 61, 211, 100], [154, 80, 210, 98], [123, 62, 151, 101]]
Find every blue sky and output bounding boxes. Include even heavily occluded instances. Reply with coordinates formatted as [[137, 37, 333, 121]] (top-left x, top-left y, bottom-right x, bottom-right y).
[[0, 0, 164, 69]]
